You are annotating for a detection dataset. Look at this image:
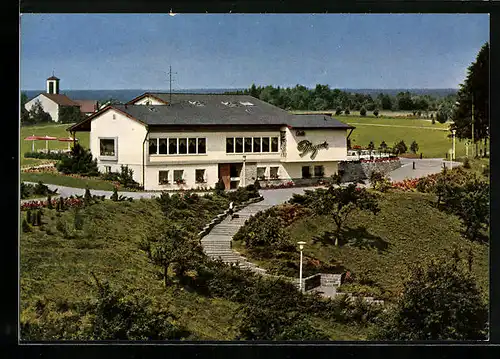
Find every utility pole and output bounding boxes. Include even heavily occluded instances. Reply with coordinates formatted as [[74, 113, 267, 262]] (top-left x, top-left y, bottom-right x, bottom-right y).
[[168, 66, 177, 105]]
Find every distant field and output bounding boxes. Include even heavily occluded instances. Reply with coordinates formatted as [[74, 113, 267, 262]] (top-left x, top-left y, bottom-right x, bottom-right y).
[[20, 123, 89, 166], [339, 116, 460, 159]]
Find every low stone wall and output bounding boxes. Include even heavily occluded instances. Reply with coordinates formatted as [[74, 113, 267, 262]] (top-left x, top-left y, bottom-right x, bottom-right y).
[[197, 195, 264, 240], [339, 159, 402, 183]]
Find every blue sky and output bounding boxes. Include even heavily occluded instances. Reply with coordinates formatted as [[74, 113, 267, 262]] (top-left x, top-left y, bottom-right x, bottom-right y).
[[20, 14, 489, 90]]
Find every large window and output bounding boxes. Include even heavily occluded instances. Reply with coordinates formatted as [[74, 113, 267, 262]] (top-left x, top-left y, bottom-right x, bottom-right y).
[[195, 169, 206, 183], [262, 137, 270, 152], [99, 138, 115, 157], [178, 138, 187, 154], [225, 136, 279, 154], [271, 137, 279, 152], [235, 137, 243, 153], [188, 138, 197, 154], [198, 138, 206, 154], [159, 139, 168, 154], [149, 139, 157, 154], [168, 139, 178, 154], [226, 138, 234, 153], [159, 170, 169, 184]]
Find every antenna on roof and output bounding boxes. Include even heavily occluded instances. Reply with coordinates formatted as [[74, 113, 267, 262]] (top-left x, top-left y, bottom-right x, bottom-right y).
[[168, 65, 177, 106]]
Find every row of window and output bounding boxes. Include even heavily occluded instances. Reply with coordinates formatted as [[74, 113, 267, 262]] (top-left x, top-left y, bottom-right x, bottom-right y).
[[149, 138, 207, 155], [226, 137, 279, 154], [303, 165, 325, 179], [257, 166, 279, 180], [256, 165, 325, 180], [158, 169, 206, 185]]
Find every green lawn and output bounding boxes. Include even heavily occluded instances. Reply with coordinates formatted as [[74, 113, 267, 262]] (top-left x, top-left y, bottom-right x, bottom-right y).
[[20, 123, 89, 166], [235, 190, 488, 303], [20, 198, 368, 340], [21, 172, 116, 191]]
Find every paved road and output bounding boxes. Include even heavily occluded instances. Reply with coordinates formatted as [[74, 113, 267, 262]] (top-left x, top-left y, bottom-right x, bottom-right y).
[[388, 158, 462, 182]]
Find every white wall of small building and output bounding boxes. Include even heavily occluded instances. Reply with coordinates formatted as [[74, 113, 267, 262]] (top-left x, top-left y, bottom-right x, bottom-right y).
[[284, 127, 348, 162], [145, 163, 218, 191], [24, 95, 59, 122], [90, 108, 147, 184]]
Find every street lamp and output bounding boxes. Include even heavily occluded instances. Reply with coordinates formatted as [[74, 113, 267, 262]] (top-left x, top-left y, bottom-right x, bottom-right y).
[[451, 129, 456, 161], [297, 241, 306, 292]]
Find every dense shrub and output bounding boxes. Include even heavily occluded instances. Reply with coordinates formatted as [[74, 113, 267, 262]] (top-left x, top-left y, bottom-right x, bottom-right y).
[[226, 185, 260, 204], [21, 181, 58, 199], [360, 107, 367, 116], [371, 256, 488, 340], [56, 143, 99, 177], [373, 109, 379, 117], [24, 151, 71, 161], [369, 171, 391, 193]]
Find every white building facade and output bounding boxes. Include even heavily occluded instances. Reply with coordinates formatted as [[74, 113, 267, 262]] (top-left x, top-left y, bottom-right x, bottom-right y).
[[69, 93, 354, 191]]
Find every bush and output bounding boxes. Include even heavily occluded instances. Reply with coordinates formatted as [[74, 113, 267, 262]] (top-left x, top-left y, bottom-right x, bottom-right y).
[[22, 218, 31, 233], [214, 179, 225, 196], [463, 158, 471, 169], [335, 107, 343, 116], [371, 256, 488, 340], [56, 143, 99, 177], [369, 171, 391, 193], [24, 151, 70, 161], [373, 109, 379, 117], [344, 109, 350, 115], [360, 107, 367, 116], [393, 140, 408, 155]]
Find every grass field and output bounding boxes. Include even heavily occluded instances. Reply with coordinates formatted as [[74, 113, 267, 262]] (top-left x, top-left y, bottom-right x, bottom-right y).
[[20, 172, 117, 191], [235, 190, 489, 303], [20, 123, 88, 166], [20, 198, 371, 340]]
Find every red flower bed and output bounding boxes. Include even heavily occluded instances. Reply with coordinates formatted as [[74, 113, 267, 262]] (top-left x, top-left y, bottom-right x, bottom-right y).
[[21, 197, 84, 211], [391, 178, 420, 191], [262, 181, 295, 189], [21, 166, 58, 174], [360, 157, 399, 163]]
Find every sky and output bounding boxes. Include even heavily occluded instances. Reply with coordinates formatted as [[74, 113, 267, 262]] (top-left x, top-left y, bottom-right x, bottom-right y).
[[20, 14, 489, 91]]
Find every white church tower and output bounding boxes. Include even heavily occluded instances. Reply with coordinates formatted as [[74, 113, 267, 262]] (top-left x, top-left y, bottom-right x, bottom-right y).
[[46, 74, 60, 94]]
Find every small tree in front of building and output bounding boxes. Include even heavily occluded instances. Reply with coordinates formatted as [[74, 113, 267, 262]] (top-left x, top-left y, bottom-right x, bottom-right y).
[[56, 143, 99, 176], [28, 100, 52, 124], [410, 140, 419, 154], [59, 105, 85, 124]]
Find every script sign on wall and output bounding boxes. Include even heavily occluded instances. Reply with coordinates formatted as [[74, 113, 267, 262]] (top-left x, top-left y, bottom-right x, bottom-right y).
[[297, 140, 329, 160]]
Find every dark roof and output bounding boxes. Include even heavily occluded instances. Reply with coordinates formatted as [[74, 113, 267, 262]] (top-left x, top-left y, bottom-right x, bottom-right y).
[[42, 93, 79, 106], [68, 93, 353, 131], [47, 76, 60, 80]]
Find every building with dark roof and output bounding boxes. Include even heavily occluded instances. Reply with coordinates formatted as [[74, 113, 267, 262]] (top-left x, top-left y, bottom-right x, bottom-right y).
[[24, 75, 99, 122], [68, 92, 355, 191]]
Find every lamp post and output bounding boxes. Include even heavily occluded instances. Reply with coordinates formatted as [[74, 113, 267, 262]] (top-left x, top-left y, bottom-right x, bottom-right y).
[[298, 241, 306, 292], [242, 155, 247, 187], [451, 129, 456, 161]]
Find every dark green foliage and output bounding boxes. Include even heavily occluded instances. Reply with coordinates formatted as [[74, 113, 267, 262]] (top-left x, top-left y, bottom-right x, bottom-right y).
[[24, 151, 71, 161], [56, 143, 99, 177], [378, 141, 388, 153], [436, 109, 448, 124], [344, 108, 350, 115], [74, 209, 84, 230], [371, 256, 488, 340], [359, 107, 367, 116], [58, 196, 65, 211], [253, 179, 261, 190], [335, 107, 343, 115], [463, 158, 471, 169], [115, 165, 141, 189], [21, 181, 58, 199], [36, 210, 42, 226], [410, 140, 419, 154], [369, 171, 391, 193], [26, 209, 32, 223], [373, 109, 379, 117], [22, 218, 32, 233], [226, 185, 260, 204], [58, 105, 85, 124], [27, 100, 52, 124], [367, 141, 375, 152], [214, 179, 225, 196], [451, 42, 489, 143], [291, 185, 380, 245], [47, 195, 53, 209], [110, 187, 119, 201], [393, 140, 408, 155], [432, 117, 436, 124], [84, 187, 92, 205]]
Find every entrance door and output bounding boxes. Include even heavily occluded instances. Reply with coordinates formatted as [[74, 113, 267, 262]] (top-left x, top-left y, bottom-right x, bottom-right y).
[[301, 165, 311, 179], [219, 164, 231, 190]]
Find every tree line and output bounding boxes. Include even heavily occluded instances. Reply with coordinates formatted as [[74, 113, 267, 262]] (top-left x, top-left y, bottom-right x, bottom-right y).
[[226, 84, 457, 117]]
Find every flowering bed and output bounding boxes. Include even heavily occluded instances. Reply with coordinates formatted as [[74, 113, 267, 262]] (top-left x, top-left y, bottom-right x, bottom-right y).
[[391, 178, 420, 192], [360, 157, 399, 163], [260, 181, 295, 189], [392, 167, 477, 193], [21, 165, 58, 174], [21, 197, 84, 211]]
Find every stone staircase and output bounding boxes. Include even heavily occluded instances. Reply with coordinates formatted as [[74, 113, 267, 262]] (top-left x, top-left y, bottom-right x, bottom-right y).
[[200, 198, 384, 305]]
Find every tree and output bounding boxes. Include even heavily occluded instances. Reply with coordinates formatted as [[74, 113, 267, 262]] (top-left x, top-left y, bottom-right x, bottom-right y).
[[59, 105, 85, 124], [410, 141, 419, 154], [359, 107, 367, 116], [249, 83, 259, 98], [344, 108, 350, 115], [29, 100, 52, 123], [335, 107, 343, 116], [373, 109, 379, 117], [396, 91, 414, 111], [295, 185, 380, 245], [393, 140, 408, 155], [451, 42, 489, 147], [142, 224, 202, 287], [379, 141, 388, 154], [56, 143, 99, 176], [372, 256, 488, 340]]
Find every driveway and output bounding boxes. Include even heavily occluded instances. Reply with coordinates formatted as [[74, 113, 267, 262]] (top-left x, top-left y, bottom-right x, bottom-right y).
[[387, 158, 462, 182]]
